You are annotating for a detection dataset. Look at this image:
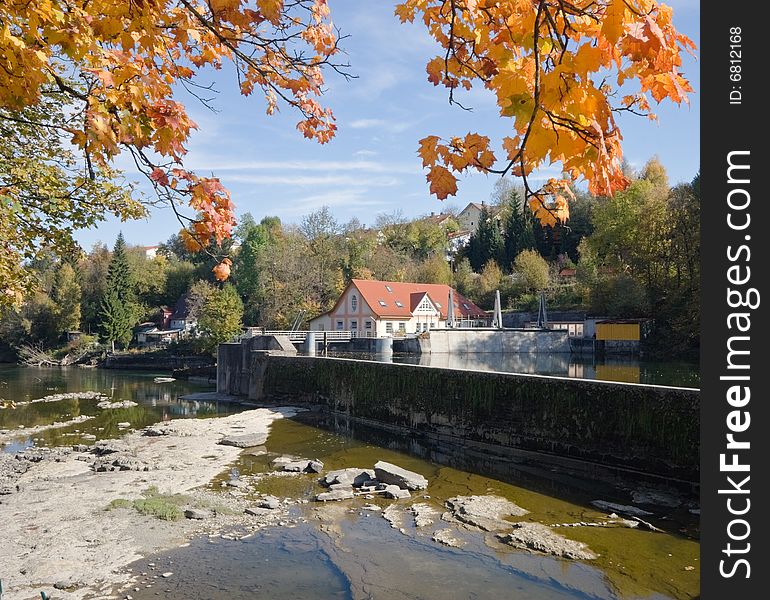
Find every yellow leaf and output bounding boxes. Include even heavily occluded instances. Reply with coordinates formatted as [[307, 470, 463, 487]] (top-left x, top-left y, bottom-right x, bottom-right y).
[[601, 0, 626, 45], [426, 165, 458, 200], [418, 135, 441, 167], [258, 0, 284, 24]]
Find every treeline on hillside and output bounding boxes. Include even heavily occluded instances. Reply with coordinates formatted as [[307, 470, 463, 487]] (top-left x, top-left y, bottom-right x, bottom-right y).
[[0, 157, 699, 359]]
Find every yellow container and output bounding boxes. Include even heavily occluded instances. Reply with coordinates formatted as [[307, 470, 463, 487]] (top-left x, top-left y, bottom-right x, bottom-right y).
[[596, 322, 640, 341]]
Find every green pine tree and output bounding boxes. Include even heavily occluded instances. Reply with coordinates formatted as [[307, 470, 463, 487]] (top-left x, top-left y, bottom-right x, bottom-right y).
[[503, 190, 536, 268], [467, 206, 504, 271], [99, 233, 139, 350]]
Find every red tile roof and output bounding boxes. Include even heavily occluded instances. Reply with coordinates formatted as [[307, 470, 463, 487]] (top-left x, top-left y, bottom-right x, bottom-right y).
[[350, 279, 487, 319]]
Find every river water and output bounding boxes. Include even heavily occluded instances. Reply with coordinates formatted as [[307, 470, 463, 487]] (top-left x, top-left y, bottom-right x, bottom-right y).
[[0, 366, 700, 599], [325, 353, 699, 388]]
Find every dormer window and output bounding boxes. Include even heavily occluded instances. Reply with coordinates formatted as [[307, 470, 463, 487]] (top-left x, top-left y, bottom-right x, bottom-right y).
[[435, 302, 442, 309], [395, 301, 403, 308], [385, 285, 393, 293], [379, 300, 387, 307], [351, 294, 358, 311]]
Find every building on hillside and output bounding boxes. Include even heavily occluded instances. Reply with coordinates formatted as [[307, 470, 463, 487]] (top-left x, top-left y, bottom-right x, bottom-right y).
[[446, 230, 472, 259], [457, 201, 502, 233], [142, 245, 159, 259], [309, 279, 487, 337], [169, 295, 197, 334], [422, 212, 456, 228]]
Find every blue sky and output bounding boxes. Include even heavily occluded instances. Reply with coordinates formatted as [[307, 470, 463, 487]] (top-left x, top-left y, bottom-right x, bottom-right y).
[[76, 0, 700, 250]]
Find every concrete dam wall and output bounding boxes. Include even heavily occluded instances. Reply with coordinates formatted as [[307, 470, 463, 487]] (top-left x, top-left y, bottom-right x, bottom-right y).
[[218, 343, 699, 483], [393, 328, 570, 354]]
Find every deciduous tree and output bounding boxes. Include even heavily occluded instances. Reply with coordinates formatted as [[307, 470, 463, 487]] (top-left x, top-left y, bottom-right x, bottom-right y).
[[51, 263, 82, 334], [401, 0, 695, 224], [513, 249, 550, 292], [0, 0, 345, 300], [196, 284, 244, 355]]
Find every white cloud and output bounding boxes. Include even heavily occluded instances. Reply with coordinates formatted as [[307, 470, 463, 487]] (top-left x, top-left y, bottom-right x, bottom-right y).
[[353, 149, 378, 157], [348, 118, 415, 134], [184, 158, 420, 175], [278, 189, 391, 217], [350, 118, 386, 129], [226, 174, 400, 187]]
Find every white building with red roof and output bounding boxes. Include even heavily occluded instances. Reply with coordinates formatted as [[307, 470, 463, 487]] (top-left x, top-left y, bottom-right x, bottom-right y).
[[309, 279, 487, 337]]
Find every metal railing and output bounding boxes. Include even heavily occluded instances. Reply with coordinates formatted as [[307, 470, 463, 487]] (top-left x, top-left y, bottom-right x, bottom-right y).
[[253, 329, 372, 343]]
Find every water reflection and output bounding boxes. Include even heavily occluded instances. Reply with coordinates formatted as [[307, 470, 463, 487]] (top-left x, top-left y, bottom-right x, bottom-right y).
[[334, 353, 700, 388], [0, 366, 233, 451]]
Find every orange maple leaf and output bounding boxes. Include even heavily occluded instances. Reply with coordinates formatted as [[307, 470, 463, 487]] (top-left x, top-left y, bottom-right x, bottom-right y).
[[426, 165, 458, 200]]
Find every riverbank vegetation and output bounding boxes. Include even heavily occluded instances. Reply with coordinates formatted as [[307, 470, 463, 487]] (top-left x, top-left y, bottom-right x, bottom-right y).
[[0, 158, 698, 361]]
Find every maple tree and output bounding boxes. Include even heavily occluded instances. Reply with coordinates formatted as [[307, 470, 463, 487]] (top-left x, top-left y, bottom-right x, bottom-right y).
[[397, 0, 695, 226], [1, 0, 342, 304]]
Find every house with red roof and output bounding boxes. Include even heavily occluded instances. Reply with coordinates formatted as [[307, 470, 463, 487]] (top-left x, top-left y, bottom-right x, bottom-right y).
[[309, 279, 487, 337]]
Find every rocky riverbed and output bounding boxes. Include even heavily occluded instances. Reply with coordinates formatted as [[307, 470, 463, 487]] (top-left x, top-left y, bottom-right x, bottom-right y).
[[0, 398, 700, 600], [0, 407, 300, 599]]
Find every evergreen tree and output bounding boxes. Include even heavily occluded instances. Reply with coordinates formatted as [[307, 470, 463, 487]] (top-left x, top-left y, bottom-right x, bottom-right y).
[[99, 233, 138, 350], [502, 190, 536, 267], [467, 206, 504, 271]]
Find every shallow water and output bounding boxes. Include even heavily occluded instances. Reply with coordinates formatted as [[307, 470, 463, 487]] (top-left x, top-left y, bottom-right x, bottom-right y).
[[2, 366, 700, 599], [128, 514, 668, 600], [127, 523, 352, 600], [0, 366, 241, 450], [210, 417, 700, 600]]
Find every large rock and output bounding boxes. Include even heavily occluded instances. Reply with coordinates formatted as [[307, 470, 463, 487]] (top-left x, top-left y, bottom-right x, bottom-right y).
[[432, 529, 463, 548], [184, 508, 214, 520], [315, 489, 355, 502], [282, 460, 311, 472], [445, 495, 528, 532], [97, 400, 138, 409], [373, 461, 428, 490], [499, 522, 597, 560], [218, 432, 268, 448], [259, 495, 281, 510], [322, 468, 375, 488], [411, 503, 439, 527], [383, 485, 411, 500], [281, 459, 325, 473]]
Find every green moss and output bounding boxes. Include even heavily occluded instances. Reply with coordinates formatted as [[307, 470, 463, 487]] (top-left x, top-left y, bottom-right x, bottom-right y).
[[132, 498, 183, 521], [106, 487, 191, 521], [263, 356, 699, 476], [107, 498, 132, 510]]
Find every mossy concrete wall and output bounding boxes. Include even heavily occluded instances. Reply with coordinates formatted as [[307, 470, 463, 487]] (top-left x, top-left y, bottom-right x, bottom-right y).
[[221, 351, 699, 482]]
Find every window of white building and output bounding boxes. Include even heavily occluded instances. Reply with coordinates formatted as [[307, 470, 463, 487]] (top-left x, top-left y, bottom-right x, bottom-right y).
[[351, 295, 357, 311]]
